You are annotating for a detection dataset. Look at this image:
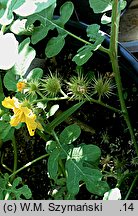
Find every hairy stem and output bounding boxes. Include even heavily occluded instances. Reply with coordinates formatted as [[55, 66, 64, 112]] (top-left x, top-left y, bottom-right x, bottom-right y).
[[89, 98, 121, 113], [33, 96, 120, 113], [109, 0, 138, 155], [9, 154, 49, 179]]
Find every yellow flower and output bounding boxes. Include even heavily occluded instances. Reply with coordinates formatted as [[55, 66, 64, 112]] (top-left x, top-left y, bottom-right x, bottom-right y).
[[2, 97, 43, 136], [17, 81, 26, 92]]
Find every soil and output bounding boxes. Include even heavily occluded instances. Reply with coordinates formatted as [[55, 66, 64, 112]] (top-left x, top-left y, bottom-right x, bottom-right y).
[[1, 31, 138, 200]]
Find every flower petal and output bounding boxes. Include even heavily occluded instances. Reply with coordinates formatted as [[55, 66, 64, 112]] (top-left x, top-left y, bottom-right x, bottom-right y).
[[2, 97, 19, 110], [10, 109, 25, 126], [21, 107, 37, 136], [25, 115, 37, 136], [17, 81, 26, 92]]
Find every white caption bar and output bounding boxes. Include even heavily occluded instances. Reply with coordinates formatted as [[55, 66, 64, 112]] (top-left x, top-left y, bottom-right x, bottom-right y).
[[0, 200, 137, 216]]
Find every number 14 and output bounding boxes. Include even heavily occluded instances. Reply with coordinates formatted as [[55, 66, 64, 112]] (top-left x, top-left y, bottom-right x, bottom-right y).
[[123, 203, 134, 211]]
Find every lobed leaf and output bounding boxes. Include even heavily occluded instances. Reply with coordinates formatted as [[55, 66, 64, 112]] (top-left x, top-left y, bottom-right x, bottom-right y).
[[27, 4, 56, 44], [86, 24, 105, 50], [65, 144, 109, 196], [54, 1, 74, 27], [72, 45, 93, 66], [0, 174, 32, 200], [26, 2, 74, 57]]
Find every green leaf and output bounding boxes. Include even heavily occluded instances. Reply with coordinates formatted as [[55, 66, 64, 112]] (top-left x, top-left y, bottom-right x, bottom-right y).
[[67, 144, 101, 163], [72, 45, 93, 66], [65, 160, 80, 195], [81, 144, 101, 162], [83, 167, 109, 196], [48, 148, 60, 180], [45, 34, 67, 58], [87, 24, 100, 41], [54, 1, 74, 27], [119, 0, 127, 11], [45, 140, 57, 153], [0, 173, 32, 200], [3, 69, 18, 91], [89, 0, 112, 13], [46, 101, 84, 132], [11, 177, 32, 200], [13, 0, 56, 17], [0, 120, 15, 142], [13, 38, 36, 77], [65, 144, 109, 196], [86, 24, 105, 49], [26, 68, 43, 80], [0, 173, 9, 200], [59, 124, 81, 145], [27, 4, 56, 44], [26, 1, 74, 55]]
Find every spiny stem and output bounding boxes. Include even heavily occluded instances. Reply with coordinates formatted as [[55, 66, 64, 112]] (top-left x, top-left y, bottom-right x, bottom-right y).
[[109, 0, 138, 155]]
